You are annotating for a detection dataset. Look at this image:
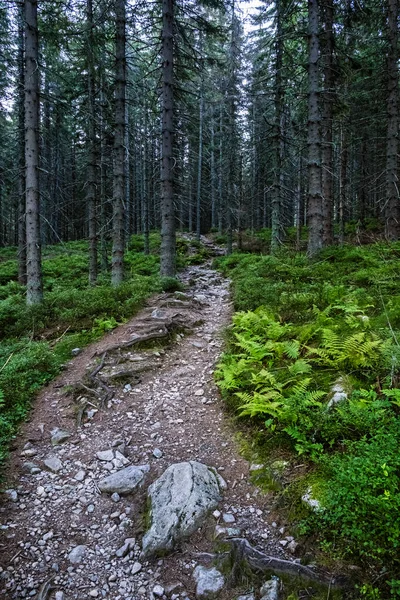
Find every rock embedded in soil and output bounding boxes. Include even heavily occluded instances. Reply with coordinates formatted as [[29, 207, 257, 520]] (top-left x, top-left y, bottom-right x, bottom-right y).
[[4, 489, 18, 502], [51, 428, 71, 445], [98, 464, 150, 495], [43, 455, 63, 473], [68, 545, 87, 564], [142, 461, 225, 557], [193, 566, 225, 599], [260, 577, 280, 600], [96, 449, 114, 462]]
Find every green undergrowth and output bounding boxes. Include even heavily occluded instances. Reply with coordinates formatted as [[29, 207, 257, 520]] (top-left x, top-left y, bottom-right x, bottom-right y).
[[0, 233, 203, 469], [215, 242, 400, 597]]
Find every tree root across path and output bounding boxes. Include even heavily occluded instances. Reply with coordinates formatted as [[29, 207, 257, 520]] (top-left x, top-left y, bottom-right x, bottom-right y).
[[228, 538, 348, 589]]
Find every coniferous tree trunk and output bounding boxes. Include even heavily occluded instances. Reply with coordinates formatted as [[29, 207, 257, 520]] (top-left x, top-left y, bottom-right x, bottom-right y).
[[271, 0, 284, 253], [111, 0, 126, 286], [17, 2, 26, 285], [196, 34, 204, 242], [321, 0, 334, 245], [306, 0, 323, 256], [142, 99, 150, 255], [160, 0, 176, 276], [210, 113, 216, 229], [25, 0, 43, 304], [385, 0, 399, 239], [196, 86, 204, 241], [87, 0, 98, 285]]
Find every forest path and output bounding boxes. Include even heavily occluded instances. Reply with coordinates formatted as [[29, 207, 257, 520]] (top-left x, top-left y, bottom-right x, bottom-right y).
[[0, 247, 293, 600]]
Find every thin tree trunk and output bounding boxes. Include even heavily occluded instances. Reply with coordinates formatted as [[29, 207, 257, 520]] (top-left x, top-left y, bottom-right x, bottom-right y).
[[25, 0, 43, 304], [271, 0, 284, 253], [218, 104, 223, 235], [321, 0, 334, 245], [18, 3, 26, 285], [339, 124, 347, 245], [210, 113, 216, 229], [196, 36, 204, 242], [99, 80, 108, 272], [306, 0, 323, 256], [160, 0, 176, 277], [385, 0, 399, 239], [111, 0, 126, 286], [87, 0, 98, 285], [142, 100, 150, 255]]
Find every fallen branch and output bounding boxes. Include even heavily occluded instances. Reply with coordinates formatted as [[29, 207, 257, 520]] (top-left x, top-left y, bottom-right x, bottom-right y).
[[228, 538, 348, 589]]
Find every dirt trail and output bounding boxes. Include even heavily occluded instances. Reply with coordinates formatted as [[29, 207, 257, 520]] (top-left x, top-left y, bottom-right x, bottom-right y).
[[0, 256, 293, 600]]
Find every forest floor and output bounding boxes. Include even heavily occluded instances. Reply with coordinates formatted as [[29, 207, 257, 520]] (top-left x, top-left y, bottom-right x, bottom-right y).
[[0, 248, 334, 600]]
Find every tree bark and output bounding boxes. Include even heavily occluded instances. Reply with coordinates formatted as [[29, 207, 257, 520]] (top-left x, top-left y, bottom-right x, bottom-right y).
[[196, 81, 204, 241], [271, 0, 284, 254], [306, 0, 323, 256], [321, 0, 334, 246], [25, 0, 43, 304], [111, 0, 126, 286], [87, 0, 98, 285], [385, 0, 399, 240], [160, 0, 176, 277], [17, 2, 27, 285], [210, 113, 216, 229]]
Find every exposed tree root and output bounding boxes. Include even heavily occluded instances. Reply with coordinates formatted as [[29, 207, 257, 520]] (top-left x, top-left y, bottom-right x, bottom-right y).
[[228, 538, 348, 589]]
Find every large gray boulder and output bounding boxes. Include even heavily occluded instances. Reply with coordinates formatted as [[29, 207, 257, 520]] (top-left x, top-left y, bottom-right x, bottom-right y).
[[193, 566, 225, 599], [142, 461, 226, 556], [98, 465, 149, 495]]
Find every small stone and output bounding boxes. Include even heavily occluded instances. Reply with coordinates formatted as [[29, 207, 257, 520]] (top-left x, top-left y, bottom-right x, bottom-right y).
[[287, 540, 298, 554], [131, 561, 142, 575], [153, 585, 164, 597], [225, 527, 241, 536], [302, 487, 321, 511], [222, 513, 235, 523], [43, 456, 62, 473], [96, 450, 114, 462], [260, 577, 280, 600], [21, 448, 38, 457], [164, 582, 183, 594], [5, 489, 18, 502], [111, 493, 121, 503], [193, 566, 225, 599], [124, 384, 132, 392], [55, 592, 64, 600], [71, 348, 81, 356], [153, 448, 163, 459], [74, 470, 86, 481], [237, 595, 255, 600], [68, 545, 87, 564], [212, 510, 221, 519], [22, 462, 38, 473], [194, 389, 205, 396], [98, 464, 150, 495], [279, 540, 288, 547], [89, 590, 98, 598], [51, 428, 71, 446]]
